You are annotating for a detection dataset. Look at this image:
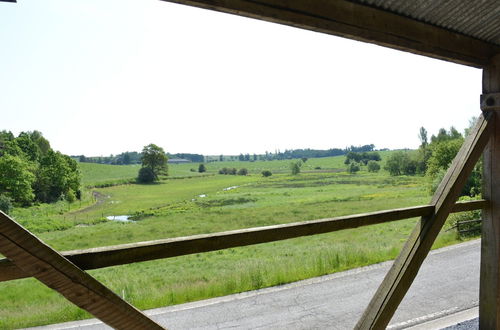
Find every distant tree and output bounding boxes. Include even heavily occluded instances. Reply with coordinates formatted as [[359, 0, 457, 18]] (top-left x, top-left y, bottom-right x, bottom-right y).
[[0, 154, 35, 205], [261, 170, 272, 177], [137, 167, 156, 183], [237, 168, 248, 176], [253, 154, 258, 161], [238, 154, 245, 161], [219, 155, 224, 162], [301, 157, 308, 163], [229, 168, 237, 175], [34, 151, 81, 203], [140, 144, 168, 181], [79, 155, 87, 162], [219, 167, 228, 175], [384, 151, 418, 176], [244, 154, 250, 161], [418, 127, 428, 149], [348, 162, 360, 174], [367, 161, 381, 172], [198, 163, 206, 173], [0, 194, 12, 214], [290, 160, 302, 175]]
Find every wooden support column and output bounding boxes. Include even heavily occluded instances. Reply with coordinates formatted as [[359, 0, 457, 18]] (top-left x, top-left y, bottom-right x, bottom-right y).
[[0, 211, 165, 330], [480, 54, 500, 329], [356, 112, 494, 329]]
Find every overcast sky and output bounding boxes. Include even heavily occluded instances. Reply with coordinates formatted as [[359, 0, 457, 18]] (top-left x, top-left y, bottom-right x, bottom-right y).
[[0, 0, 482, 156]]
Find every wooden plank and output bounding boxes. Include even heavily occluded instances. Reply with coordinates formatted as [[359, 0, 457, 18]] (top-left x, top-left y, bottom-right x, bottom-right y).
[[0, 211, 165, 330], [479, 54, 500, 329], [356, 113, 494, 329], [160, 0, 500, 68], [0, 200, 486, 283]]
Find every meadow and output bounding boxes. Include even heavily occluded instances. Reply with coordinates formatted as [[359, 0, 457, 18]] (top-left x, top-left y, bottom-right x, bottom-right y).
[[0, 154, 474, 329]]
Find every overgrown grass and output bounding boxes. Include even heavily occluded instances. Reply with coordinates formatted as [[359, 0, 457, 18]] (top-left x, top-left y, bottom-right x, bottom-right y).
[[0, 155, 474, 329]]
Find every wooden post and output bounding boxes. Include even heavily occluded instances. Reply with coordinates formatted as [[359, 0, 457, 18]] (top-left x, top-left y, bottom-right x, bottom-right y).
[[0, 212, 165, 330], [480, 53, 500, 329], [356, 112, 494, 329]]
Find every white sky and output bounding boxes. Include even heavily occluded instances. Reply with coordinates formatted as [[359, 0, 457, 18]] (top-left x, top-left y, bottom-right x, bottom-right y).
[[0, 0, 482, 156]]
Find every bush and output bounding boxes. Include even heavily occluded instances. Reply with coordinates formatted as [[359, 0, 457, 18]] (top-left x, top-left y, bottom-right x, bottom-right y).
[[348, 163, 360, 174], [198, 164, 206, 173], [137, 167, 156, 183], [290, 161, 302, 175], [237, 168, 248, 176], [367, 161, 380, 172], [261, 170, 272, 177], [0, 194, 13, 214]]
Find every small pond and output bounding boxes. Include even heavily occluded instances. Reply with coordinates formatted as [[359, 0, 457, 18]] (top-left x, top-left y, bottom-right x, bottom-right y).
[[106, 215, 135, 223]]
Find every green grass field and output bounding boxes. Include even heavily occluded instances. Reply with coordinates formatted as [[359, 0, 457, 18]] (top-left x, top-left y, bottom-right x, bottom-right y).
[[0, 154, 472, 329]]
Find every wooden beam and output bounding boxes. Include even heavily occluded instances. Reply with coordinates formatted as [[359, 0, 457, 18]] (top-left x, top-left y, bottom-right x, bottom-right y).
[[356, 113, 494, 329], [480, 54, 500, 329], [0, 212, 165, 329], [160, 0, 500, 68], [0, 200, 487, 283]]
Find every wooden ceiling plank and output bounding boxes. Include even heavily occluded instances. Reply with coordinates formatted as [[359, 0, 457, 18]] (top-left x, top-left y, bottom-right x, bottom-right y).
[[161, 0, 500, 68]]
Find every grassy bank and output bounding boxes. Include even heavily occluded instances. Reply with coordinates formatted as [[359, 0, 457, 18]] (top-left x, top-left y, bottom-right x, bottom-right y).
[[0, 155, 472, 329]]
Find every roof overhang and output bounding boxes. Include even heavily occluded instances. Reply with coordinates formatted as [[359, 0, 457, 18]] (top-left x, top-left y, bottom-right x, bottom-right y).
[[161, 0, 500, 68]]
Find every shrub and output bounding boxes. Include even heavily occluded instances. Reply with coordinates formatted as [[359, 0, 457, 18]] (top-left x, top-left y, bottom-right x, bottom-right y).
[[290, 161, 302, 175], [219, 167, 228, 175], [367, 161, 380, 172], [137, 167, 156, 183], [237, 168, 248, 176], [261, 170, 272, 177], [0, 194, 13, 214], [198, 164, 206, 173], [229, 168, 237, 175], [348, 163, 360, 174]]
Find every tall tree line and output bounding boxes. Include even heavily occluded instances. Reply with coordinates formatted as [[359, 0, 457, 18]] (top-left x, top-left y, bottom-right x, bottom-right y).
[[0, 130, 80, 207]]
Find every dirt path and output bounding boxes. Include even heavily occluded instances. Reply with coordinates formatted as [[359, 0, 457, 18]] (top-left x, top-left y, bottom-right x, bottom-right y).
[[70, 191, 109, 215]]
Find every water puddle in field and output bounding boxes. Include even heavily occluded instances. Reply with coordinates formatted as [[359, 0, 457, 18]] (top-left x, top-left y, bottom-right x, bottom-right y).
[[106, 215, 135, 223], [198, 194, 207, 198], [223, 186, 239, 191]]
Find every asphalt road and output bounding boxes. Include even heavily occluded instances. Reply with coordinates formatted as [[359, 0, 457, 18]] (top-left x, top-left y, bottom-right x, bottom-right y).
[[29, 240, 480, 330]]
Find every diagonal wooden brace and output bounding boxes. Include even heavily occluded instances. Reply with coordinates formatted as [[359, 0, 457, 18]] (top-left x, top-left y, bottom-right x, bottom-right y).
[[355, 111, 495, 329], [0, 211, 165, 330]]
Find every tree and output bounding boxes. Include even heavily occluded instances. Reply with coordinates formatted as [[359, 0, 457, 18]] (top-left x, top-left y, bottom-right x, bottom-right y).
[[0, 154, 35, 205], [348, 162, 360, 174], [0, 194, 12, 214], [140, 144, 168, 181], [198, 164, 206, 173], [418, 127, 428, 149], [34, 150, 80, 203], [137, 167, 156, 183], [290, 160, 302, 175], [237, 168, 248, 176], [367, 160, 380, 172], [261, 170, 272, 177]]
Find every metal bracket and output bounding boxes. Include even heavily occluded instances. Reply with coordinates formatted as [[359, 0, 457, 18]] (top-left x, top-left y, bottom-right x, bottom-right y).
[[481, 93, 500, 111]]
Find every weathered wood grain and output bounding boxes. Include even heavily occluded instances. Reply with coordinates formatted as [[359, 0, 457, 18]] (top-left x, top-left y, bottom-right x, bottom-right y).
[[0, 200, 486, 283], [0, 212, 165, 329], [356, 113, 494, 329], [160, 0, 499, 68], [480, 54, 500, 329]]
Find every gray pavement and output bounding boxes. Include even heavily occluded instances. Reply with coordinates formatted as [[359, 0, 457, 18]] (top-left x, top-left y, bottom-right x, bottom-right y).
[[27, 240, 481, 330]]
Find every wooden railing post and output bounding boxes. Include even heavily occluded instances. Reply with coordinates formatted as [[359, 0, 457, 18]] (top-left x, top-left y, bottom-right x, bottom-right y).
[[480, 53, 500, 329], [356, 112, 494, 329]]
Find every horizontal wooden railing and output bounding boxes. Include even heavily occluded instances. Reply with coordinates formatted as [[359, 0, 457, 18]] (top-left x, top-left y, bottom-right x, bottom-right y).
[[0, 199, 487, 283]]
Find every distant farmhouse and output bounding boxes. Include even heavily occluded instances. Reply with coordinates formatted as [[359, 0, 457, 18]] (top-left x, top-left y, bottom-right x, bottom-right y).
[[167, 158, 191, 164]]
